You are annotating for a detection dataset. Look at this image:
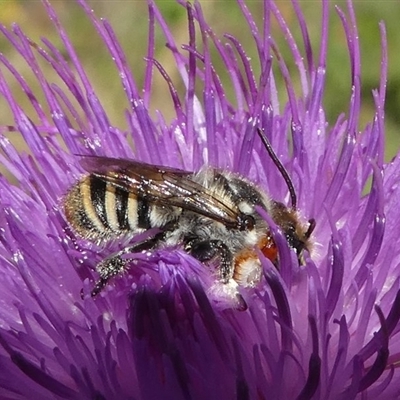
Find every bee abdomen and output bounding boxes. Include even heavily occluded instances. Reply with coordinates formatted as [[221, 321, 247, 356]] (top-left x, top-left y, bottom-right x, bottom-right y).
[[64, 175, 181, 241], [64, 175, 140, 240]]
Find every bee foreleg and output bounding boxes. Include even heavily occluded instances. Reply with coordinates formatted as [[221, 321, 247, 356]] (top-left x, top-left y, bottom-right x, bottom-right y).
[[83, 235, 162, 298], [185, 239, 233, 283]]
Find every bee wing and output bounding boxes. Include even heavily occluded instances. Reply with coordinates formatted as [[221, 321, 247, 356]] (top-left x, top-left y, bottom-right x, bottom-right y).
[[80, 156, 241, 229], [80, 156, 193, 177]]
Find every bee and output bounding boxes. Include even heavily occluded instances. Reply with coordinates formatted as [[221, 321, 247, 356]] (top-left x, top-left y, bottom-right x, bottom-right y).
[[64, 128, 315, 309]]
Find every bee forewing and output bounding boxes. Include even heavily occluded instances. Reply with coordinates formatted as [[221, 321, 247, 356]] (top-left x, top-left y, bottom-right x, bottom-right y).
[[79, 155, 193, 177]]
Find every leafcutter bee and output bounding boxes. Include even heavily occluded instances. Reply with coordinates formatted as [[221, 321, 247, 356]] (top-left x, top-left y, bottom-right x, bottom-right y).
[[64, 128, 315, 309]]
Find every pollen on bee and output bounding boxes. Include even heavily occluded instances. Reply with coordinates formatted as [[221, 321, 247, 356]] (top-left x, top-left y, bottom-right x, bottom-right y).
[[233, 234, 277, 287], [233, 249, 262, 287]]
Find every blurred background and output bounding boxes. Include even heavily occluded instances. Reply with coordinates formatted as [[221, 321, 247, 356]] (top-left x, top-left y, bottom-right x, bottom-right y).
[[0, 0, 399, 161]]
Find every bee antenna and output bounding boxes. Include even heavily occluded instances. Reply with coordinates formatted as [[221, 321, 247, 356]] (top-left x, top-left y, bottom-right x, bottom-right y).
[[256, 128, 297, 209]]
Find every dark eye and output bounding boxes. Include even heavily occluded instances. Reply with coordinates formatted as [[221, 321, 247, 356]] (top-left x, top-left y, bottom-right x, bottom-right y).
[[237, 214, 255, 231]]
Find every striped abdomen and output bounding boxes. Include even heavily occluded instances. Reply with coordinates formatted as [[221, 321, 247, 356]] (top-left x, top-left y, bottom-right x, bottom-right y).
[[64, 175, 179, 241]]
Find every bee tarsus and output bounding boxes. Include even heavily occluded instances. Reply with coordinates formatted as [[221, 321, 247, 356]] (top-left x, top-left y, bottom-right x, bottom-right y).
[[81, 234, 163, 298]]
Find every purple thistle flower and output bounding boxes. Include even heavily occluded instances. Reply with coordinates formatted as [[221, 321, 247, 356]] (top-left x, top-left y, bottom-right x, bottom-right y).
[[0, 0, 399, 399]]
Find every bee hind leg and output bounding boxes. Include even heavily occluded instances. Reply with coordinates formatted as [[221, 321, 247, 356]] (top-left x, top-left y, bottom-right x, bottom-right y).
[[82, 235, 161, 299], [88, 255, 128, 298]]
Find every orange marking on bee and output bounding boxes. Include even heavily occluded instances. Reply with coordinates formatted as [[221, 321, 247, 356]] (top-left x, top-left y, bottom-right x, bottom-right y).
[[233, 235, 277, 272], [234, 248, 258, 267], [233, 234, 277, 285], [258, 234, 277, 262]]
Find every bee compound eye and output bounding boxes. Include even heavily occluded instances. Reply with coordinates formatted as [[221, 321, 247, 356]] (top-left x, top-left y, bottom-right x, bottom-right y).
[[238, 214, 255, 231]]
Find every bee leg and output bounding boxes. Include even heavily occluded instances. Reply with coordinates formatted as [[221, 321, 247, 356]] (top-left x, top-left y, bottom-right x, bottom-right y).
[[185, 239, 234, 283], [89, 255, 128, 298], [83, 236, 161, 299], [185, 239, 247, 310]]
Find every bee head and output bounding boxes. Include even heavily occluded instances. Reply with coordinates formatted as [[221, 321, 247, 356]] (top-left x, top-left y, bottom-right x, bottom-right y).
[[270, 202, 315, 263], [256, 128, 315, 263]]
